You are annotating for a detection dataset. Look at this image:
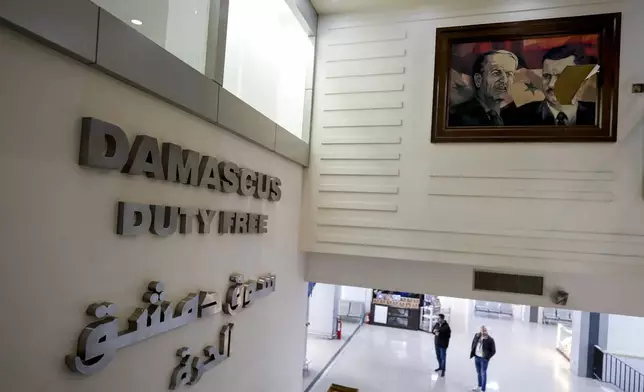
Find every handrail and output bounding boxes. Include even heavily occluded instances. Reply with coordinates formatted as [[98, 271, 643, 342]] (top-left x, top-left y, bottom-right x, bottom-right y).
[[607, 352, 644, 361], [593, 345, 644, 392]]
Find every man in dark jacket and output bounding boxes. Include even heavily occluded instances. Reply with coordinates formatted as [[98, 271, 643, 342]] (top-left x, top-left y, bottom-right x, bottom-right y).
[[470, 325, 496, 392], [448, 50, 518, 126], [431, 314, 451, 377]]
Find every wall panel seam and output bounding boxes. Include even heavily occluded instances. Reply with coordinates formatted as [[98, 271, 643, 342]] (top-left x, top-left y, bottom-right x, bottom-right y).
[[315, 221, 644, 243], [315, 237, 644, 264]]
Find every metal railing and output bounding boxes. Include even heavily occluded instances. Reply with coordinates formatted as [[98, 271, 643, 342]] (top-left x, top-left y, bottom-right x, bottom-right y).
[[593, 346, 644, 392]]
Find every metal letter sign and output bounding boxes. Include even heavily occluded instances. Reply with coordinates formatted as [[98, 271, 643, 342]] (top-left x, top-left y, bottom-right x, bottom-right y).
[[66, 274, 276, 389], [169, 324, 234, 389], [71, 117, 281, 388], [78, 117, 283, 201], [78, 117, 281, 237], [116, 202, 270, 237]]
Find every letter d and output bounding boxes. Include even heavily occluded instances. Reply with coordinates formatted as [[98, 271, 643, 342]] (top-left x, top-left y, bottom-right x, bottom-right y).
[[79, 117, 129, 170], [117, 202, 151, 236]]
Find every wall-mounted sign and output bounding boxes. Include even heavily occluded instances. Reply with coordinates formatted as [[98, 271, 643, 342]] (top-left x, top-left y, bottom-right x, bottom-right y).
[[79, 117, 282, 200], [70, 118, 282, 388], [169, 324, 234, 389], [77, 117, 282, 236], [65, 273, 276, 389], [116, 202, 269, 236]]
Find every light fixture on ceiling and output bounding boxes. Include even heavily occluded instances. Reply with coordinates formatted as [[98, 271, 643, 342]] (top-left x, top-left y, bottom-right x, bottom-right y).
[[131, 19, 143, 26]]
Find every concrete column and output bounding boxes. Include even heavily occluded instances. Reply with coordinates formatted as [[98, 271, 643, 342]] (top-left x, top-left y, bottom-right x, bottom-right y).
[[598, 313, 609, 349], [529, 306, 539, 323], [304, 283, 310, 365], [571, 311, 609, 378], [308, 283, 339, 339]]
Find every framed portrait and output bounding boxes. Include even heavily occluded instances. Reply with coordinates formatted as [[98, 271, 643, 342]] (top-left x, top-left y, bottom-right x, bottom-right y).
[[430, 13, 621, 143]]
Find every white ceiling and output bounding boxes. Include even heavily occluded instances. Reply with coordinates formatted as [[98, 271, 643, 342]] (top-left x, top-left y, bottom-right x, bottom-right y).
[[310, 0, 439, 14]]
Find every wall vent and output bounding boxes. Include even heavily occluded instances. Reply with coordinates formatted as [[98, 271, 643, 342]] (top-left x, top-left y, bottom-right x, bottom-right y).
[[473, 271, 544, 296]]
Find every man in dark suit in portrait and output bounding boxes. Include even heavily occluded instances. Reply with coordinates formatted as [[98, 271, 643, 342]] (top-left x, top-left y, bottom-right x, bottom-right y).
[[448, 50, 518, 126], [503, 44, 596, 126]]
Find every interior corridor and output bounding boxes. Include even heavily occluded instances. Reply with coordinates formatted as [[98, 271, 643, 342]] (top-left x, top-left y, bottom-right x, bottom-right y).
[[304, 320, 361, 389], [309, 314, 618, 392]]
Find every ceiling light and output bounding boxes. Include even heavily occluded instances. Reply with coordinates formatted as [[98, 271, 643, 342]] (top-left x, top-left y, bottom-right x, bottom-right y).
[[131, 19, 143, 26]]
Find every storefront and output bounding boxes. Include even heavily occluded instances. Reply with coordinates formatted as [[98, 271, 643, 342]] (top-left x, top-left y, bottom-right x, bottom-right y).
[[370, 290, 421, 330]]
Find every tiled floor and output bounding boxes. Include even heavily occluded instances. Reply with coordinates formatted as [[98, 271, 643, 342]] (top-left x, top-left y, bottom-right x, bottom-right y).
[[309, 314, 618, 392], [304, 320, 361, 390]]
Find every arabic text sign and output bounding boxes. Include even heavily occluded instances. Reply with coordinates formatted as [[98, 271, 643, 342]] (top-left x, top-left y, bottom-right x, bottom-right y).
[[66, 273, 276, 385]]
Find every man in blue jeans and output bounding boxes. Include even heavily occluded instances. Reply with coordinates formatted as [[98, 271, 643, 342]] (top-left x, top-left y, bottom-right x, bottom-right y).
[[431, 314, 451, 377], [470, 325, 496, 392]]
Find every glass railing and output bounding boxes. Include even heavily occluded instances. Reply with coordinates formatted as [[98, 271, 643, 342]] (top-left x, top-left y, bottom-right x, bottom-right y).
[[91, 0, 314, 142], [91, 0, 217, 75], [224, 0, 314, 140]]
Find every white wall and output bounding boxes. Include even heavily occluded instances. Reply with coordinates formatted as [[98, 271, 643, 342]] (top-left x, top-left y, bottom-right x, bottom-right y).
[[307, 253, 644, 317], [0, 27, 307, 392], [340, 285, 372, 310], [605, 314, 644, 372], [606, 314, 644, 356], [224, 0, 313, 138], [302, 0, 644, 315], [308, 283, 338, 336], [441, 297, 471, 327]]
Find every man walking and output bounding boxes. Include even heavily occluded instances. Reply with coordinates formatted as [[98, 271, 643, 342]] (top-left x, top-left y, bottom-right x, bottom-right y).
[[431, 313, 451, 377], [470, 325, 496, 392]]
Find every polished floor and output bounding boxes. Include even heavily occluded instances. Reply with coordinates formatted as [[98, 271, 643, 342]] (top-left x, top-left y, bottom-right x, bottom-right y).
[[310, 309, 617, 392], [304, 320, 361, 390]]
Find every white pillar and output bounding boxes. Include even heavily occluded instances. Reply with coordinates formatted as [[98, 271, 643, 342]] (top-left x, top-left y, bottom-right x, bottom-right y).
[[307, 283, 338, 338], [571, 311, 609, 378], [570, 311, 588, 377]]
